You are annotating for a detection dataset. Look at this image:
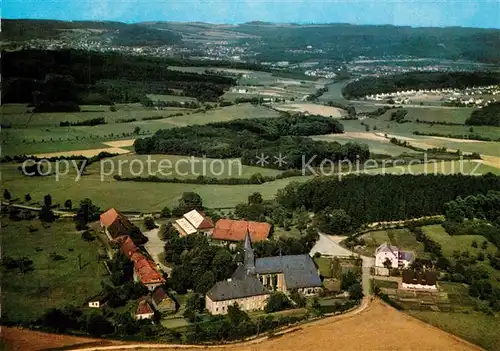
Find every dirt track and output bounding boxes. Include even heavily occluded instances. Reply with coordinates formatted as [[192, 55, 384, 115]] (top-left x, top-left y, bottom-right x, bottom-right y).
[[1, 300, 482, 351]]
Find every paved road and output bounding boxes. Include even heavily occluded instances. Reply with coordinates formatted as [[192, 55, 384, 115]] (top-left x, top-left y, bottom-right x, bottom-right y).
[[310, 233, 374, 296], [142, 228, 171, 275], [1, 201, 75, 217]]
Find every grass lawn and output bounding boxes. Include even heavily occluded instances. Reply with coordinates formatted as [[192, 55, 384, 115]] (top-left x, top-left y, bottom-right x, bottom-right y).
[[146, 94, 197, 102], [104, 155, 282, 179], [439, 282, 478, 309], [311, 134, 410, 157], [1, 217, 107, 323], [272, 226, 302, 239], [408, 310, 500, 351], [1, 157, 312, 211], [422, 225, 498, 259], [314, 257, 333, 278], [373, 279, 399, 289]]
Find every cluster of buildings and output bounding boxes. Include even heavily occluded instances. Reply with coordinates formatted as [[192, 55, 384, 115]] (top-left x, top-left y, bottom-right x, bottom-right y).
[[91, 206, 324, 318], [374, 242, 438, 291], [304, 69, 337, 79], [89, 208, 174, 320], [363, 85, 499, 108], [206, 232, 323, 315]]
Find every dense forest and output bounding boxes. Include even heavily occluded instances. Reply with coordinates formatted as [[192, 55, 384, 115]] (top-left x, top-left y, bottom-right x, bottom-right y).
[[465, 102, 500, 127], [133, 115, 365, 169], [2, 49, 237, 106], [276, 174, 500, 226], [342, 72, 500, 99]]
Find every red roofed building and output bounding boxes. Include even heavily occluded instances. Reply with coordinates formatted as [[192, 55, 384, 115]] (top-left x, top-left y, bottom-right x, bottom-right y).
[[114, 235, 137, 258], [212, 219, 271, 244], [133, 256, 165, 291], [100, 208, 148, 245], [135, 298, 154, 320]]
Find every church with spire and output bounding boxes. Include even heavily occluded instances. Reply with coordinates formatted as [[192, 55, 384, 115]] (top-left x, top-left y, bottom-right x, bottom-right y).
[[205, 230, 323, 315]]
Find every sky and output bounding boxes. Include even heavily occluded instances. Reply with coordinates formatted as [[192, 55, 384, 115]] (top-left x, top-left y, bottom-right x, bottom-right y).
[[3, 0, 500, 29]]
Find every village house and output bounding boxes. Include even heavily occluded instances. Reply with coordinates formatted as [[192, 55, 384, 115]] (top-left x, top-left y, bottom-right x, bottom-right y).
[[205, 232, 322, 315], [135, 299, 155, 320], [211, 219, 271, 247], [115, 235, 165, 291], [375, 243, 415, 269], [173, 209, 214, 236], [151, 287, 176, 315], [401, 270, 438, 291], [99, 208, 143, 242], [87, 293, 109, 309]]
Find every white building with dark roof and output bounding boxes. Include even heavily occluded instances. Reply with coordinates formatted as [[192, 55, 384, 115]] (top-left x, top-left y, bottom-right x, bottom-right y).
[[375, 243, 415, 269]]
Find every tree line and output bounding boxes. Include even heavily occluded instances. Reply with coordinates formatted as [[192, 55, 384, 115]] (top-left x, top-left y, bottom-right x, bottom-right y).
[[465, 102, 500, 126], [276, 174, 500, 226]]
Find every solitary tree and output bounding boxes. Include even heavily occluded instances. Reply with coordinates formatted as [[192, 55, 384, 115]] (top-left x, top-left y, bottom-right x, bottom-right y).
[[383, 257, 393, 270], [44, 194, 52, 207], [25, 194, 32, 203], [64, 199, 72, 210], [3, 189, 12, 201]]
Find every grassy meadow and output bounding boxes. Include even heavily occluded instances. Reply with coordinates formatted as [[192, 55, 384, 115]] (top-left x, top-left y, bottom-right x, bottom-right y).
[[1, 218, 107, 323], [408, 310, 500, 351], [422, 225, 498, 259], [1, 103, 282, 156]]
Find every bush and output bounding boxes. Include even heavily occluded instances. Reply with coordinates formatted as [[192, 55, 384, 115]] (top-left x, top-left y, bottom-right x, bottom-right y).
[[144, 216, 158, 230]]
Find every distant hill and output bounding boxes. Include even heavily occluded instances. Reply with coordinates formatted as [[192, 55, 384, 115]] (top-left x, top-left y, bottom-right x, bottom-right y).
[[3, 19, 500, 63], [1, 19, 182, 46], [227, 23, 500, 63]]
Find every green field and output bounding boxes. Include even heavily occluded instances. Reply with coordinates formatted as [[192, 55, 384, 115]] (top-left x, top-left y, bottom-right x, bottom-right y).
[[103, 154, 283, 179], [311, 134, 413, 156], [1, 103, 282, 156], [372, 279, 399, 289], [146, 94, 197, 102], [1, 218, 107, 323], [422, 225, 498, 258], [408, 310, 500, 351], [0, 159, 313, 211], [422, 225, 500, 287]]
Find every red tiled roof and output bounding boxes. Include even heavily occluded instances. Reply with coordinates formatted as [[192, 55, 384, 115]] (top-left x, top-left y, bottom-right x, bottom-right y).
[[212, 219, 271, 242], [135, 299, 154, 316], [100, 208, 120, 227], [134, 256, 165, 285], [116, 236, 137, 258], [197, 217, 214, 229]]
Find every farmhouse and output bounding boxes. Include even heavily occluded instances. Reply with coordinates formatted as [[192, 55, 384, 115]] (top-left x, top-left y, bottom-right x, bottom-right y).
[[375, 243, 414, 269], [99, 208, 143, 243], [133, 254, 165, 291], [401, 270, 438, 291], [135, 299, 155, 320], [115, 235, 165, 291], [173, 209, 214, 236], [211, 219, 271, 245], [151, 287, 176, 315], [87, 293, 109, 309], [206, 232, 322, 315]]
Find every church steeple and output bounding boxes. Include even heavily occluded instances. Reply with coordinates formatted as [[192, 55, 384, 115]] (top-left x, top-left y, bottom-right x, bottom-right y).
[[244, 229, 255, 275]]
